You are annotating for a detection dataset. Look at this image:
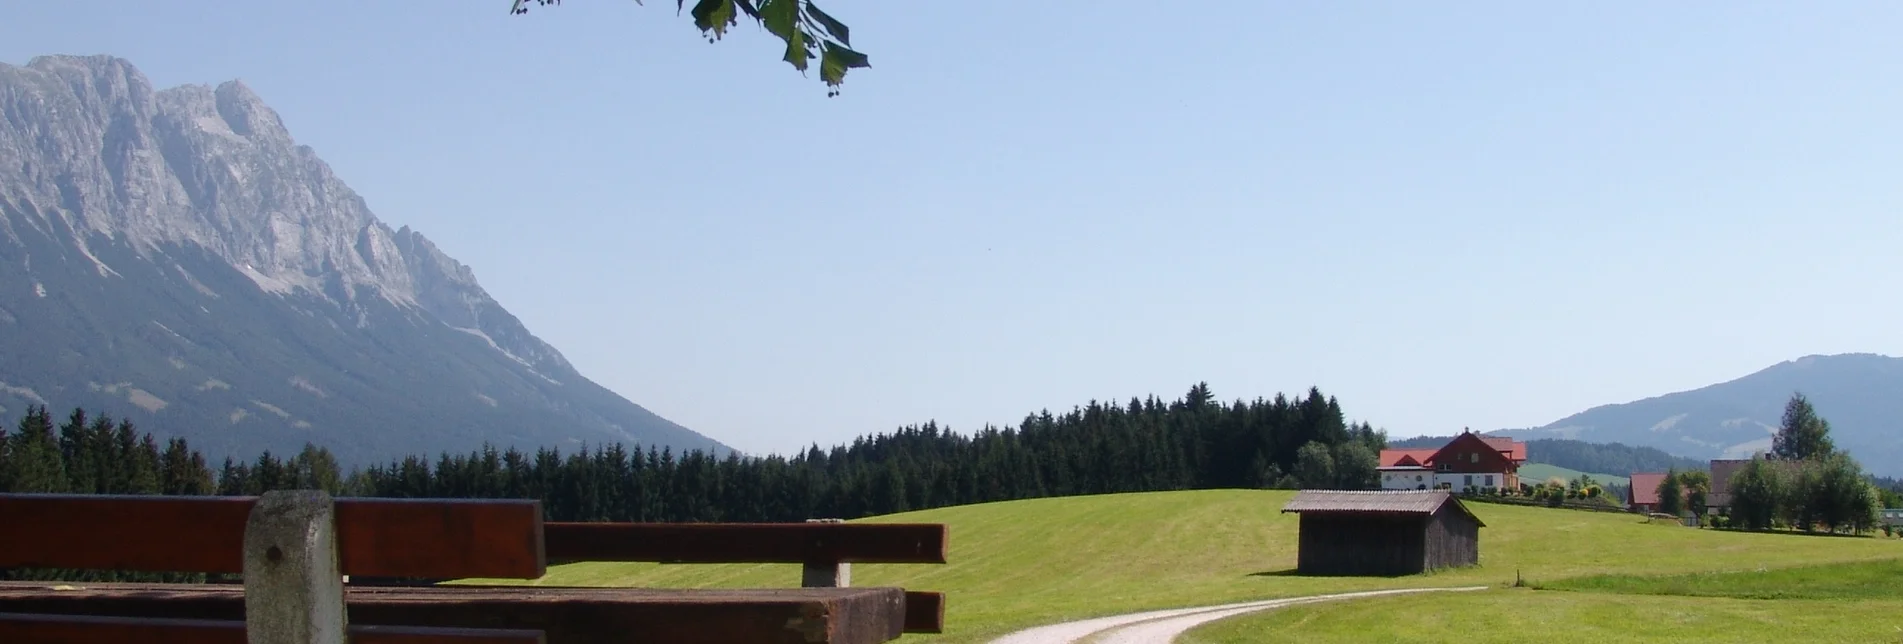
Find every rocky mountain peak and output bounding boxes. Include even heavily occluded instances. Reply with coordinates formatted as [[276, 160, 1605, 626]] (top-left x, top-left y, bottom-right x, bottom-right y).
[[0, 54, 713, 463]]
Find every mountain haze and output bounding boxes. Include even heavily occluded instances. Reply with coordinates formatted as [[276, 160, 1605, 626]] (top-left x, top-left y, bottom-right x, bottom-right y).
[[0, 54, 731, 465], [1492, 353, 1903, 476]]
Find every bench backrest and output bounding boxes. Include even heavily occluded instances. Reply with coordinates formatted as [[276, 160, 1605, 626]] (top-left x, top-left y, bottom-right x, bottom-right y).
[[0, 493, 546, 579], [542, 521, 946, 565], [0, 491, 549, 644]]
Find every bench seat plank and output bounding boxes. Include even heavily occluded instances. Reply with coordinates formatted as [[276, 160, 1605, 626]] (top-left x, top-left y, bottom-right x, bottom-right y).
[[0, 495, 544, 579], [0, 582, 905, 644], [0, 612, 546, 644], [543, 522, 947, 565]]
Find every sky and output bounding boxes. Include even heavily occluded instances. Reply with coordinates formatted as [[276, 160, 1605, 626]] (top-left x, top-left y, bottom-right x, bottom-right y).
[[5, 2, 1902, 457]]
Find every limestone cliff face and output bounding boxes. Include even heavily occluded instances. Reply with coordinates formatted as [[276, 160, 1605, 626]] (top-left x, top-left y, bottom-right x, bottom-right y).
[[0, 55, 726, 463]]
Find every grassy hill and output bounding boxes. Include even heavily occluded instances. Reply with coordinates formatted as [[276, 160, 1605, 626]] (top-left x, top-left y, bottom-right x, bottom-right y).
[[467, 489, 1901, 643], [1519, 463, 1629, 489]]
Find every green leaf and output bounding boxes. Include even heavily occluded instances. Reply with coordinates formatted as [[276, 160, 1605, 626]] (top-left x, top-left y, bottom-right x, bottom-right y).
[[783, 27, 809, 71], [805, 1, 850, 46], [690, 0, 737, 39], [759, 0, 799, 40], [819, 41, 870, 86], [732, 0, 759, 19]]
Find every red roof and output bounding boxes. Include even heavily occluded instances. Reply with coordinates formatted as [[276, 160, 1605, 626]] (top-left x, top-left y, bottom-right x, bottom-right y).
[[1629, 472, 1667, 506], [1480, 437, 1527, 462], [1378, 449, 1438, 468]]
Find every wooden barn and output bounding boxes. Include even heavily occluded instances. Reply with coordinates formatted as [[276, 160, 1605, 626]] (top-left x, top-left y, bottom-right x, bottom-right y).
[[1280, 489, 1483, 576]]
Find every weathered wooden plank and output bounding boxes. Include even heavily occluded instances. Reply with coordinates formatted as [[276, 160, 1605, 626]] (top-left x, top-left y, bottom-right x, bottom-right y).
[[543, 522, 948, 565], [0, 613, 547, 644], [0, 582, 907, 644], [0, 494, 251, 575], [0, 495, 545, 579], [335, 498, 546, 580], [901, 591, 944, 634]]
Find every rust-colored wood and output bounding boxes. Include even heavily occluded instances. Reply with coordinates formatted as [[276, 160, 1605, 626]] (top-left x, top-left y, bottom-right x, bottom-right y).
[[0, 495, 252, 574], [0, 613, 547, 644], [900, 591, 944, 634], [543, 522, 948, 565], [0, 582, 907, 644], [335, 498, 546, 580], [0, 494, 545, 579]]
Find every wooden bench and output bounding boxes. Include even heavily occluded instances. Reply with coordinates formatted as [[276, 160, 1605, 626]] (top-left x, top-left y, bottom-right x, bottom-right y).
[[0, 492, 936, 643]]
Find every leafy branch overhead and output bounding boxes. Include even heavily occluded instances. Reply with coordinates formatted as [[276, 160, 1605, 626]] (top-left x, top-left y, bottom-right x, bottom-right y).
[[509, 0, 871, 96]]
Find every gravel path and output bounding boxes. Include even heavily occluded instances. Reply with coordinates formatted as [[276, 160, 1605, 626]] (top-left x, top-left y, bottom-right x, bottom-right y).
[[987, 586, 1490, 644]]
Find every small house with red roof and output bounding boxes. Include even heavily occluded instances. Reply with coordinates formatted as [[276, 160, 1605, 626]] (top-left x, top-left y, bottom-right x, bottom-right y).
[[1378, 430, 1526, 494], [1627, 472, 1670, 513]]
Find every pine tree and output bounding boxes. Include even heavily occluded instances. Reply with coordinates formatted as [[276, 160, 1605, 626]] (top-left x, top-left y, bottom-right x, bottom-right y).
[[0, 418, 11, 491], [1772, 392, 1835, 461], [9, 406, 67, 493]]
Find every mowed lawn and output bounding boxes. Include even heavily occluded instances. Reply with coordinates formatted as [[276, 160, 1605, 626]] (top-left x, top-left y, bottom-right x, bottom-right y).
[[461, 490, 1902, 643], [1182, 559, 1903, 643], [1179, 588, 1903, 643]]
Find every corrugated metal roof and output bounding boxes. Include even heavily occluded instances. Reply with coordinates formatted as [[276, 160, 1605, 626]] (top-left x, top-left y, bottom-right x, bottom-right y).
[[1280, 490, 1485, 526]]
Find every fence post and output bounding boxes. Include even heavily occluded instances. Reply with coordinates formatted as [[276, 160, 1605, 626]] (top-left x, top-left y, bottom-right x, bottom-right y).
[[243, 490, 347, 644]]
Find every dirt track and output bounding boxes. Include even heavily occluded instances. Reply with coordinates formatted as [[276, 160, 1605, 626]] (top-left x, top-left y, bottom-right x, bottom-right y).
[[987, 586, 1490, 644]]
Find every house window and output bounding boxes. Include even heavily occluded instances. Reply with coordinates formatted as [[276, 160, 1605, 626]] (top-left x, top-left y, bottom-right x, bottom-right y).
[[1470, 453, 1479, 464], [1463, 475, 1473, 487], [1485, 475, 1494, 486]]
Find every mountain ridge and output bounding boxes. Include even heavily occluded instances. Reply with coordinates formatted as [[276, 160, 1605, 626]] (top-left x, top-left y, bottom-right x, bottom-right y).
[[1489, 352, 1903, 477], [0, 54, 731, 465]]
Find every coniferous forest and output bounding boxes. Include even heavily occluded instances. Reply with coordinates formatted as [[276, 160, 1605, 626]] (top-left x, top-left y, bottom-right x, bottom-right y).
[[0, 383, 1387, 526]]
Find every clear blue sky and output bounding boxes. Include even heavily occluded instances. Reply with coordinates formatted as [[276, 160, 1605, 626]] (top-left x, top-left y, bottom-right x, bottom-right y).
[[7, 2, 1902, 457]]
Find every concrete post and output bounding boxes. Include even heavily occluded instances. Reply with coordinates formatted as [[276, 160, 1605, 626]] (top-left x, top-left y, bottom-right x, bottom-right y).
[[802, 560, 851, 588], [243, 490, 347, 644]]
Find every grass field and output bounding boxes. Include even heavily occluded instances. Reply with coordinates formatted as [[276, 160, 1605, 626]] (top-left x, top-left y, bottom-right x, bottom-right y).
[[1178, 587, 1903, 643], [463, 489, 1902, 643], [1518, 463, 1629, 489], [1183, 551, 1903, 642]]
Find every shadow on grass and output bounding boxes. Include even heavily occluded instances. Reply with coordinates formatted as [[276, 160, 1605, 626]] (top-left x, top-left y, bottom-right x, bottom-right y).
[[1246, 568, 1415, 579]]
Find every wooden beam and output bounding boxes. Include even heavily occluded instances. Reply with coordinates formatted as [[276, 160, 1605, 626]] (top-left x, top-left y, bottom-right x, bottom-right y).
[[0, 583, 906, 644], [0, 613, 547, 644], [0, 495, 545, 579], [543, 522, 948, 565], [901, 591, 945, 634]]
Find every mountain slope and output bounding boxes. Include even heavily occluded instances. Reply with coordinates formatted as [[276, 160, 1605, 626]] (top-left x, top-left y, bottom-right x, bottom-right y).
[[1492, 353, 1903, 476], [0, 54, 730, 465]]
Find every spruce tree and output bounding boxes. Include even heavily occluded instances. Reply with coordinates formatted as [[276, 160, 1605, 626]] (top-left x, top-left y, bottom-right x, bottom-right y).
[[0, 418, 11, 491], [1772, 392, 1835, 461], [9, 406, 66, 493]]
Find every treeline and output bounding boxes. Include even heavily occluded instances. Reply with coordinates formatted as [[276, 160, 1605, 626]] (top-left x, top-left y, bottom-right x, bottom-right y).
[[1525, 439, 1707, 476], [1, 383, 1386, 526]]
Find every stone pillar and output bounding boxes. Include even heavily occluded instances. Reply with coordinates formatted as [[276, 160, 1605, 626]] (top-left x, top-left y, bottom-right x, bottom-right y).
[[243, 490, 347, 644]]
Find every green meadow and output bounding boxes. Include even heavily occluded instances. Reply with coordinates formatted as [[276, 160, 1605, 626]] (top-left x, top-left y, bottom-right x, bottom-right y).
[[465, 489, 1901, 643], [1181, 559, 1903, 643]]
